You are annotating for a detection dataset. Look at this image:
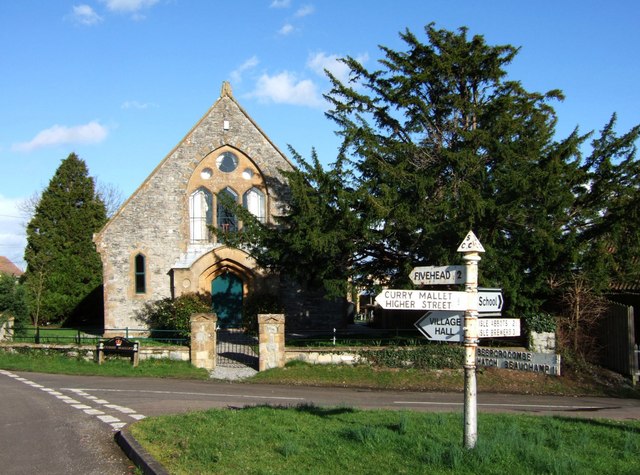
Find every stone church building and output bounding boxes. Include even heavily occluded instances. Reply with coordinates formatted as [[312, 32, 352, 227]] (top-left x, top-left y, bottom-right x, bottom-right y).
[[94, 82, 346, 332]]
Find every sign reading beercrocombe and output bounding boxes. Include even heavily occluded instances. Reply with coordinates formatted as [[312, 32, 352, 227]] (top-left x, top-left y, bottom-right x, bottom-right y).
[[476, 347, 561, 376]]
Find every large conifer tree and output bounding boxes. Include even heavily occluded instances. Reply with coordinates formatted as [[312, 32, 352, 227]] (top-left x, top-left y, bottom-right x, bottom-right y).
[[227, 24, 639, 318], [23, 153, 107, 324]]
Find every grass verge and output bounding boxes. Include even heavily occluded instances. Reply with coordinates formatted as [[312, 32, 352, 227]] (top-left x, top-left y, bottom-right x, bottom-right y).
[[248, 360, 640, 398], [130, 404, 640, 475], [0, 349, 209, 379]]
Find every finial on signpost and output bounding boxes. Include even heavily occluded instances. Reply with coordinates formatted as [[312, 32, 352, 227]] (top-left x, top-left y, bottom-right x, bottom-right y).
[[457, 230, 483, 450]]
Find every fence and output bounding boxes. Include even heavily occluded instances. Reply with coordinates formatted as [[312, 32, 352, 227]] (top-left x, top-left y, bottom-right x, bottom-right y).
[[9, 327, 188, 346], [599, 300, 639, 384]]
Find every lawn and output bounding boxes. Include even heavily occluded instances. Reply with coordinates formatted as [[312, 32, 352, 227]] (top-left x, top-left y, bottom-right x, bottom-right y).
[[0, 349, 209, 379], [130, 404, 640, 474]]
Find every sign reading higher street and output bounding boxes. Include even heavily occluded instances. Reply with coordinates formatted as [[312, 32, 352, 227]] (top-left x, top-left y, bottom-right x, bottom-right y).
[[410, 265, 466, 286], [374, 289, 468, 311]]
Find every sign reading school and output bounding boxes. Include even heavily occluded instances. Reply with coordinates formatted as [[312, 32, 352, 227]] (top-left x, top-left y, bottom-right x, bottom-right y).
[[374, 289, 468, 311]]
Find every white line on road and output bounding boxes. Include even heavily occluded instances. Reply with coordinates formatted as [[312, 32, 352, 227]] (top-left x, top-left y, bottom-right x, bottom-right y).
[[393, 401, 605, 410], [63, 387, 306, 401]]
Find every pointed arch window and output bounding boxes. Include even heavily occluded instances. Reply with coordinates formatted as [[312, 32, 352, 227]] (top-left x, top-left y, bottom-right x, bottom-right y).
[[189, 187, 213, 243], [217, 187, 238, 240], [134, 253, 146, 294], [243, 187, 266, 223]]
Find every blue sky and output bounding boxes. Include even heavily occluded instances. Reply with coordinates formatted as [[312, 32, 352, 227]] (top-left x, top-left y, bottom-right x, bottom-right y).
[[1, 0, 639, 270]]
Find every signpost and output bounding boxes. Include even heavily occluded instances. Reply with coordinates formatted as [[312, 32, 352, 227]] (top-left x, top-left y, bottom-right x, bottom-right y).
[[375, 229, 532, 450], [478, 318, 520, 338], [414, 311, 464, 342], [410, 265, 466, 286], [374, 289, 468, 311]]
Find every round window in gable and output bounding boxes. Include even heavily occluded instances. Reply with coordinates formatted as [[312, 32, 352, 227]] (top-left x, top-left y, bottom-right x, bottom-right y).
[[216, 151, 239, 173]]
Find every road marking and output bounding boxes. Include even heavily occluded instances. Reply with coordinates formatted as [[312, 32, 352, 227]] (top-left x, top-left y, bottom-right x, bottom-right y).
[[393, 401, 605, 410], [0, 370, 146, 431], [65, 387, 306, 401]]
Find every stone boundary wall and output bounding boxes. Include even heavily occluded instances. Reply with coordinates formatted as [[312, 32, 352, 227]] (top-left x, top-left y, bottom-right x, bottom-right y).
[[285, 348, 364, 365], [529, 331, 556, 354], [0, 343, 189, 362]]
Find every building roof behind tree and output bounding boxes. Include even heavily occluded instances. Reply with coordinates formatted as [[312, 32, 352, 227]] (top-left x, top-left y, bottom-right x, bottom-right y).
[[0, 256, 23, 277]]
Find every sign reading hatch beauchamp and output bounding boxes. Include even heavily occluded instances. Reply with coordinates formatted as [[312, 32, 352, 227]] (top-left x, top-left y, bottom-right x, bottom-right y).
[[374, 289, 468, 311]]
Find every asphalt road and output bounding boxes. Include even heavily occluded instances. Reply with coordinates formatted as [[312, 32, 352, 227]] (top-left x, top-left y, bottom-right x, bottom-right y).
[[1, 369, 639, 473]]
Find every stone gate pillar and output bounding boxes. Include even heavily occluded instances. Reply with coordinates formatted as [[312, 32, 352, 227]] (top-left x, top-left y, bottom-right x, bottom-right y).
[[258, 313, 285, 371], [190, 313, 217, 371]]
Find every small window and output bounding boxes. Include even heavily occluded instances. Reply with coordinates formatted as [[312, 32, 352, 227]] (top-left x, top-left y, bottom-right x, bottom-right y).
[[189, 187, 213, 243], [217, 188, 238, 241], [216, 151, 238, 173], [243, 187, 266, 223], [134, 254, 146, 294]]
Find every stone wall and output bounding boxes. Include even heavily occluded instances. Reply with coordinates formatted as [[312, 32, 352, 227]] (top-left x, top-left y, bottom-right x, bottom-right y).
[[529, 331, 556, 354], [285, 348, 362, 365], [0, 343, 189, 362]]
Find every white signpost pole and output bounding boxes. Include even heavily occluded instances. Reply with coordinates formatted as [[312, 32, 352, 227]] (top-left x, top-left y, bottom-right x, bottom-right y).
[[457, 230, 484, 450]]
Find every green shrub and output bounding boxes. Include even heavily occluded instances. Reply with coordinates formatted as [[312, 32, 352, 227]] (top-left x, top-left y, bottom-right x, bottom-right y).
[[358, 344, 464, 370], [139, 293, 212, 340], [523, 311, 556, 333]]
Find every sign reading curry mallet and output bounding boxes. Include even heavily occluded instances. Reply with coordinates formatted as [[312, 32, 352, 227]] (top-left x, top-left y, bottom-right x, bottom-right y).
[[374, 289, 469, 311], [414, 310, 464, 342], [410, 265, 466, 286]]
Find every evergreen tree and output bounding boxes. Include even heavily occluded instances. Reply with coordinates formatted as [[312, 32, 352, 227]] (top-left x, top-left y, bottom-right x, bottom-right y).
[[321, 24, 587, 313], [23, 153, 107, 324], [230, 24, 639, 318]]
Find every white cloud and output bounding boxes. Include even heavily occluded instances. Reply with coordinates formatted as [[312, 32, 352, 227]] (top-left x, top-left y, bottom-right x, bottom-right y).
[[295, 4, 315, 17], [270, 0, 291, 8], [0, 195, 28, 271], [230, 56, 259, 84], [250, 72, 323, 108], [101, 0, 159, 12], [121, 100, 158, 110], [12, 121, 109, 153], [308, 51, 369, 83], [278, 23, 295, 36], [71, 5, 103, 25]]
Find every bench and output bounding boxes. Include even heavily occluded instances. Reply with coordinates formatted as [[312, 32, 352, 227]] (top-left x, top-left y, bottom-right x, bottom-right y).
[[96, 336, 139, 367]]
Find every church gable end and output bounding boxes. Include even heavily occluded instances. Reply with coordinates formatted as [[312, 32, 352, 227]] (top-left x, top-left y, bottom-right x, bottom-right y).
[[95, 82, 294, 331]]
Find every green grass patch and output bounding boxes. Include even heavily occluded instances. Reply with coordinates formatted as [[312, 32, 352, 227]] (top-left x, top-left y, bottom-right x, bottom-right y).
[[130, 405, 640, 474], [0, 349, 209, 379]]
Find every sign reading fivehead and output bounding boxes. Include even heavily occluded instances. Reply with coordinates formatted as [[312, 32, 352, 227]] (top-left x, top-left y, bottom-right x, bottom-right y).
[[410, 265, 466, 286]]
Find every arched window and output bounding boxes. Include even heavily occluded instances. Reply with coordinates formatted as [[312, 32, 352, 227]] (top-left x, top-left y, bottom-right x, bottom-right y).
[[243, 187, 266, 223], [134, 253, 146, 294], [217, 187, 238, 240], [189, 187, 213, 243]]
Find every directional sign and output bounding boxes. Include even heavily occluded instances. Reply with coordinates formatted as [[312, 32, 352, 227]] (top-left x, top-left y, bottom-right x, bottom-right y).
[[477, 288, 503, 313], [414, 311, 464, 342], [478, 318, 520, 338], [410, 265, 466, 286], [375, 289, 468, 311]]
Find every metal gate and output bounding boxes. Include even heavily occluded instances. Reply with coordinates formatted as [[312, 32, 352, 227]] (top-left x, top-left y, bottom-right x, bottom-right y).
[[216, 329, 258, 369]]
